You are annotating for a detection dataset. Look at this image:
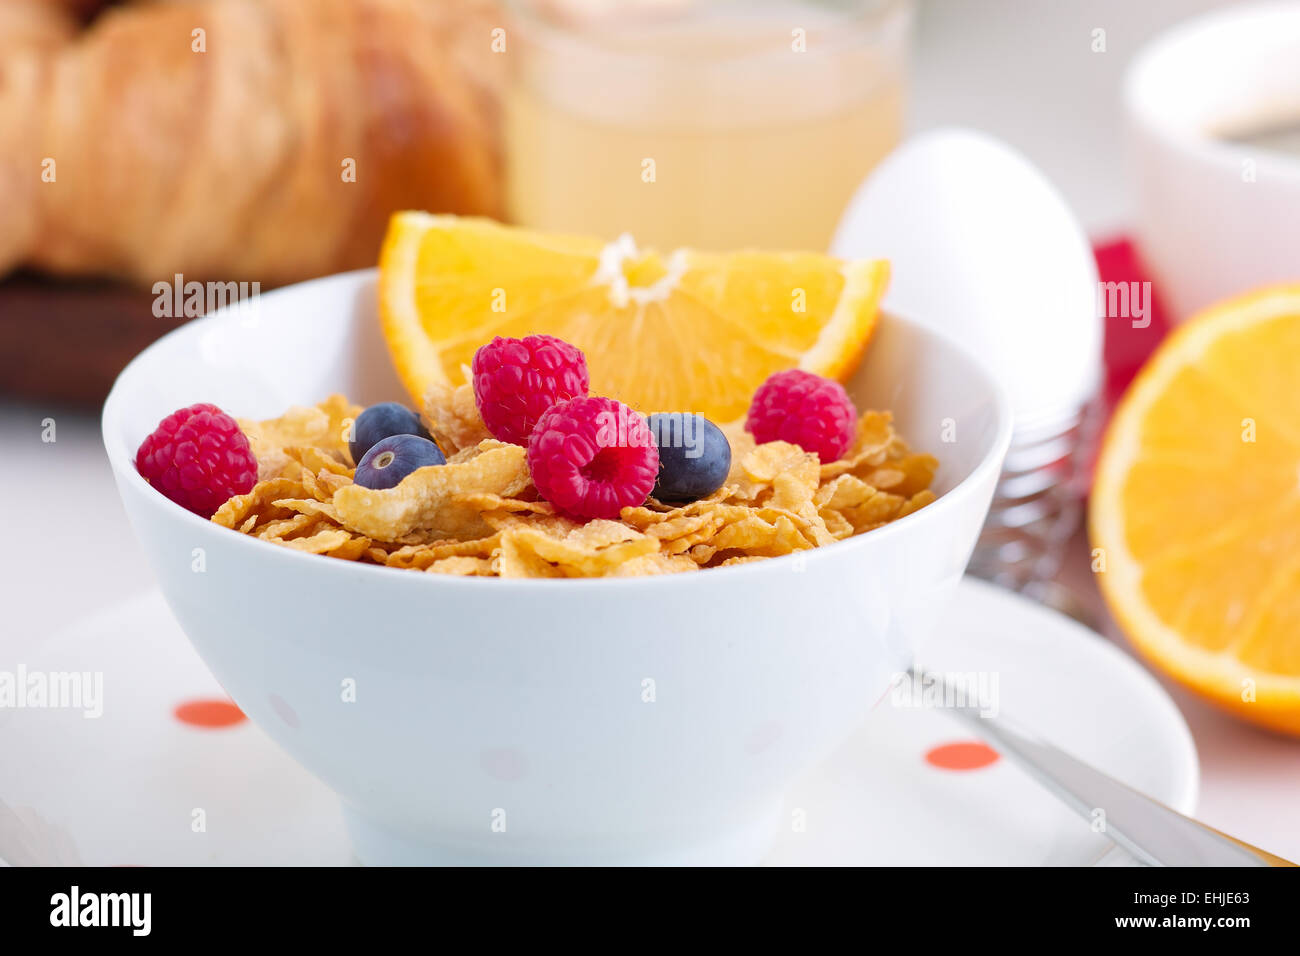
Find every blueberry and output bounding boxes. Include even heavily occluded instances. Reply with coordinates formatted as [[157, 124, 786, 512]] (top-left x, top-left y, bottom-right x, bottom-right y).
[[354, 434, 446, 490], [647, 413, 731, 502], [349, 402, 431, 463]]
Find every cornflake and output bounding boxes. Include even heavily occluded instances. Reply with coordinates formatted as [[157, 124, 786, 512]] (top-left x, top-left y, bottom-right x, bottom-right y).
[[212, 393, 938, 578]]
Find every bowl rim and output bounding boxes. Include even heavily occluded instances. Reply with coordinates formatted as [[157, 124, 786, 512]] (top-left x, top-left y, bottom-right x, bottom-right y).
[[103, 268, 1013, 591], [1122, 0, 1300, 186]]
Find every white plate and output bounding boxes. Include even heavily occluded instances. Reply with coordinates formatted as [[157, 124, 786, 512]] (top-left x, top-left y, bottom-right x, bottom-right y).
[[0, 578, 1196, 866]]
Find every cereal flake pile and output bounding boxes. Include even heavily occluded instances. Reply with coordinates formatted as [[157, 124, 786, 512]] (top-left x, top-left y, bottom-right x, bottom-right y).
[[211, 386, 938, 578]]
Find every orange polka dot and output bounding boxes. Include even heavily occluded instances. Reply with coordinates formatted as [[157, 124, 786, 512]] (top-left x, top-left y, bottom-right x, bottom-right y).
[[174, 698, 246, 728], [924, 740, 999, 771]]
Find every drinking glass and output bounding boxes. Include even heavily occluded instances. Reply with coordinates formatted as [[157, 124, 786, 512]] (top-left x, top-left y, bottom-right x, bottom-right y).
[[505, 0, 913, 252]]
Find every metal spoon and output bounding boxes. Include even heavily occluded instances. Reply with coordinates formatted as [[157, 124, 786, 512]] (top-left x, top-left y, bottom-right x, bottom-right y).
[[910, 668, 1295, 866]]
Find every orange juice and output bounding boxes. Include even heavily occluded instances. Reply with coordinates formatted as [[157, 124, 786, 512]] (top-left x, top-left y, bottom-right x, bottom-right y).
[[506, 0, 911, 252]]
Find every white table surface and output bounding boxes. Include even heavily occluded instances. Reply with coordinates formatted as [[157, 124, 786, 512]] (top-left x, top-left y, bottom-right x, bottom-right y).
[[3, 0, 1297, 864]]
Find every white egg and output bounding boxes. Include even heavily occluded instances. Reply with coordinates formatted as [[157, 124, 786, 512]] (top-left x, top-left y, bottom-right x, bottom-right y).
[[831, 128, 1101, 436]]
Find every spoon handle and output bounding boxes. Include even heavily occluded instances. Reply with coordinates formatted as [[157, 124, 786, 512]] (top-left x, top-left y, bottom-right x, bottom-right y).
[[909, 668, 1295, 867]]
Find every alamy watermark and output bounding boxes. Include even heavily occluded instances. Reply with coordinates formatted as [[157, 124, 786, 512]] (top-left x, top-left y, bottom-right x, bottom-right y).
[[50, 886, 150, 936], [595, 408, 712, 459], [152, 274, 261, 320], [888, 669, 999, 718], [645, 412, 710, 458], [1097, 280, 1151, 329], [0, 666, 103, 718]]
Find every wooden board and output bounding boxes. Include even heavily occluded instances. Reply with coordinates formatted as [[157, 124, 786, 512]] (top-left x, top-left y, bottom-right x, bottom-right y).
[[0, 273, 185, 408]]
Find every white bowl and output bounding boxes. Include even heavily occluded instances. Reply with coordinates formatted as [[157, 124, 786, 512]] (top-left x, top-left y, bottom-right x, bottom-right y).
[[1126, 2, 1300, 322], [102, 269, 1011, 865]]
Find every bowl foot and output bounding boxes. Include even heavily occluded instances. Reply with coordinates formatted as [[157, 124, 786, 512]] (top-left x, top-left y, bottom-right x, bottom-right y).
[[342, 801, 784, 867]]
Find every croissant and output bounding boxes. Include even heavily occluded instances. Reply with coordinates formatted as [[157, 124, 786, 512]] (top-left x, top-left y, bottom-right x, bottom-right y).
[[0, 0, 80, 59], [0, 0, 504, 287]]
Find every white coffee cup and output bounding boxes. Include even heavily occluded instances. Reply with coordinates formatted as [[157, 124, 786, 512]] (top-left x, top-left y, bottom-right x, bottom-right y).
[[1125, 1, 1300, 323]]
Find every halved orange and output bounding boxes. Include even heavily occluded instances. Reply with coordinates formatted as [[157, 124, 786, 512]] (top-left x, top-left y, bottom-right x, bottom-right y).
[[1091, 285, 1300, 734], [377, 213, 889, 422]]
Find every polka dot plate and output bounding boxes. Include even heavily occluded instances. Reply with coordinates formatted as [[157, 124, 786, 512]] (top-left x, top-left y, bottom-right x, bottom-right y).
[[0, 578, 1196, 866]]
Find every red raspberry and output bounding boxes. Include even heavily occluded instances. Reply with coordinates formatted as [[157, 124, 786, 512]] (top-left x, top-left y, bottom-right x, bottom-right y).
[[135, 403, 258, 518], [527, 396, 659, 520], [472, 334, 589, 445], [745, 369, 858, 461]]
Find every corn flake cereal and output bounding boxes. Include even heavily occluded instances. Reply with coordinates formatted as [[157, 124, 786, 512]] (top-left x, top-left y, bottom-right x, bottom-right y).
[[423, 382, 492, 455], [333, 442, 530, 541], [213, 395, 938, 578], [238, 395, 362, 479]]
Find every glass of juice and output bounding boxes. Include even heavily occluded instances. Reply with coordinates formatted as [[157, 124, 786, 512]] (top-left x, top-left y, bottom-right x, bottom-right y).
[[505, 0, 913, 252]]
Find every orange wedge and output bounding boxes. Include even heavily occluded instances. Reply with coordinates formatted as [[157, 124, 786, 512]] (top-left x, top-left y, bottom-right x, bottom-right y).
[[377, 213, 889, 422], [1091, 285, 1300, 734]]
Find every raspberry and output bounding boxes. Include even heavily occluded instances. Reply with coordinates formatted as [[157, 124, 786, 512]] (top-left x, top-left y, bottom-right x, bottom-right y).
[[527, 396, 659, 520], [472, 334, 589, 445], [745, 369, 858, 461], [135, 403, 258, 518]]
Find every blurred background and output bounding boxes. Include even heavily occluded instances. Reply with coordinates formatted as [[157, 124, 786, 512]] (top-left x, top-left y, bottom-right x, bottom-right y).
[[911, 0, 1237, 233], [0, 0, 1249, 401], [0, 0, 1243, 399]]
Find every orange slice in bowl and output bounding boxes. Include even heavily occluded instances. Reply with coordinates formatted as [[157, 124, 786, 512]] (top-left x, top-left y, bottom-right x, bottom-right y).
[[1090, 285, 1300, 734], [377, 213, 889, 422]]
